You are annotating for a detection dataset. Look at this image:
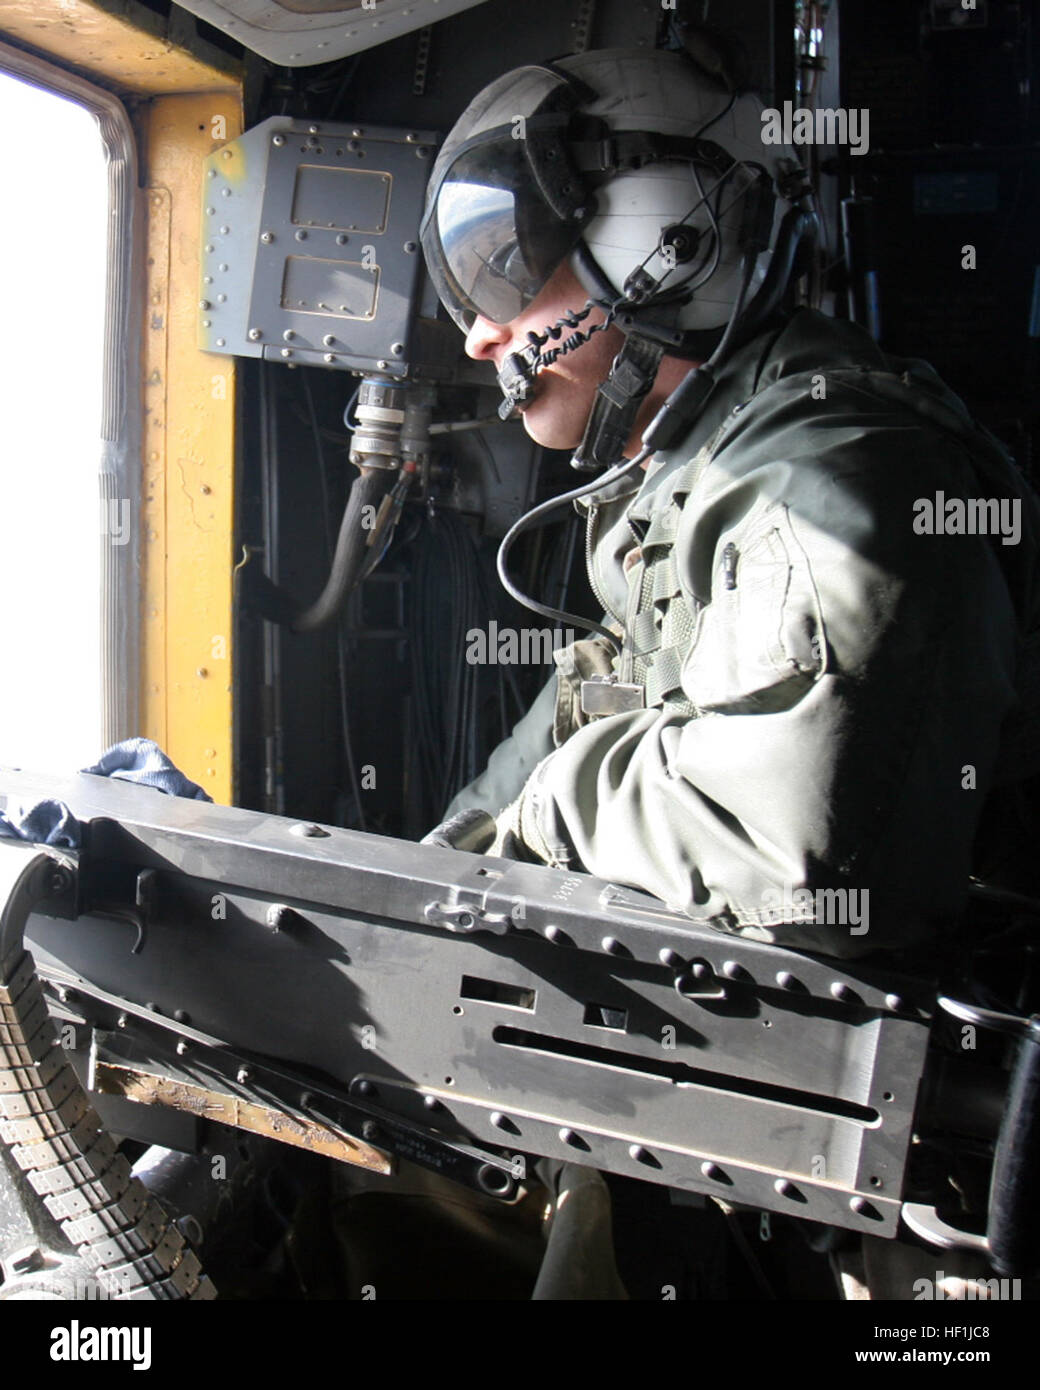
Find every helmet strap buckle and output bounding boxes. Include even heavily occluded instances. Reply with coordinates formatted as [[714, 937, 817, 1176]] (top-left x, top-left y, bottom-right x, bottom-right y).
[[572, 334, 664, 472]]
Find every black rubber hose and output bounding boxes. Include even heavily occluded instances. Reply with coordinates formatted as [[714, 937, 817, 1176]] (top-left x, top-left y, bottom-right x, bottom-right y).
[[291, 469, 395, 633], [987, 1024, 1040, 1276]]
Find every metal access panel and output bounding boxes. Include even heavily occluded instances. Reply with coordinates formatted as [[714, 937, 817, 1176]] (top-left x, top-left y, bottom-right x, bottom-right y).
[[200, 116, 438, 378], [1, 768, 937, 1239]]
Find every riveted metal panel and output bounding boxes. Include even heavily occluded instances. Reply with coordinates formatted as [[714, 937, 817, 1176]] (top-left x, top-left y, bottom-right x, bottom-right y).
[[200, 116, 437, 378]]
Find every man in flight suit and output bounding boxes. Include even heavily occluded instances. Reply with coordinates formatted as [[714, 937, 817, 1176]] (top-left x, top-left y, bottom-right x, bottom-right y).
[[420, 45, 1040, 962]]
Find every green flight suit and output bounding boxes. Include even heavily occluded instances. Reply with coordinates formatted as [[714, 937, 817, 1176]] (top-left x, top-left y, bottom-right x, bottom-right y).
[[445, 308, 1040, 958]]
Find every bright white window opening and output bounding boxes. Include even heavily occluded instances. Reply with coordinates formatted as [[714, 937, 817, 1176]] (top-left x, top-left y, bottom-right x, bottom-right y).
[[0, 71, 109, 773]]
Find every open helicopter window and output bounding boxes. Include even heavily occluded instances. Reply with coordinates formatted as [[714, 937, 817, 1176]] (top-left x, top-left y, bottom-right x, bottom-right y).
[[0, 56, 136, 772]]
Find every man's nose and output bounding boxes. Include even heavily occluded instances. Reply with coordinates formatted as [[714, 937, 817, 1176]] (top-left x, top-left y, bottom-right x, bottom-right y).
[[464, 315, 512, 361]]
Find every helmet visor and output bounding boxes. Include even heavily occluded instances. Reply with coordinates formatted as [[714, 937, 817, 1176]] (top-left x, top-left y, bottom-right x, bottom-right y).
[[420, 133, 585, 331]]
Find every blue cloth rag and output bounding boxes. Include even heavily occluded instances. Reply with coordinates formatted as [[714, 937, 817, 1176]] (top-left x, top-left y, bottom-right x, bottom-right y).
[[0, 737, 213, 849]]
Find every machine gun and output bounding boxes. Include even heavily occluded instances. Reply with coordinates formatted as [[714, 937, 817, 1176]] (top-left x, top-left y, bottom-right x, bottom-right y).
[[1, 767, 1037, 1299]]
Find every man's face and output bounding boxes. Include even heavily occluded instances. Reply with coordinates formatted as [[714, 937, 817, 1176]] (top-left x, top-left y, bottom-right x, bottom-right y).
[[464, 260, 625, 451]]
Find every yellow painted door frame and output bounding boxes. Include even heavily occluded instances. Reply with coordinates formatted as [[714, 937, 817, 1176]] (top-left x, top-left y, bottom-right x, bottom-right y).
[[140, 93, 242, 804]]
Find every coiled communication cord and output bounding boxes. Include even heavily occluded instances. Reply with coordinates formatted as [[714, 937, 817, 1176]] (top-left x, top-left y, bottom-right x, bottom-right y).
[[523, 298, 620, 373]]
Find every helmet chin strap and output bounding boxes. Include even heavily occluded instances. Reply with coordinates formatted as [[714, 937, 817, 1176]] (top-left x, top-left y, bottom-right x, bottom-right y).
[[570, 188, 810, 470], [571, 332, 664, 471]]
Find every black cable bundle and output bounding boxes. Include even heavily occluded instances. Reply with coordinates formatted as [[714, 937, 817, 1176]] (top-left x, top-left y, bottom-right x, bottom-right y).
[[408, 508, 528, 827]]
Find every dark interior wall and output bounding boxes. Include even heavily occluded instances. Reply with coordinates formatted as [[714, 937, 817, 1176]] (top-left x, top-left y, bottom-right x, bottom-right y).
[[838, 0, 1040, 467]]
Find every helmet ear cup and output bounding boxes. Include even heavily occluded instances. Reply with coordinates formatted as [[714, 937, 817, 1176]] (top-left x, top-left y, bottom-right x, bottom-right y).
[[552, 50, 803, 335], [660, 223, 705, 266]]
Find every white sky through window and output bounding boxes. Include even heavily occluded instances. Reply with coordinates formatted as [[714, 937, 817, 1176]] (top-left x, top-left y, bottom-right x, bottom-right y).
[[0, 71, 108, 774]]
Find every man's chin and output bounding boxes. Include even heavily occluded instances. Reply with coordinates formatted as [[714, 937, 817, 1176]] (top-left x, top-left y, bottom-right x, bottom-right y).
[[518, 400, 583, 452], [521, 420, 579, 451]]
